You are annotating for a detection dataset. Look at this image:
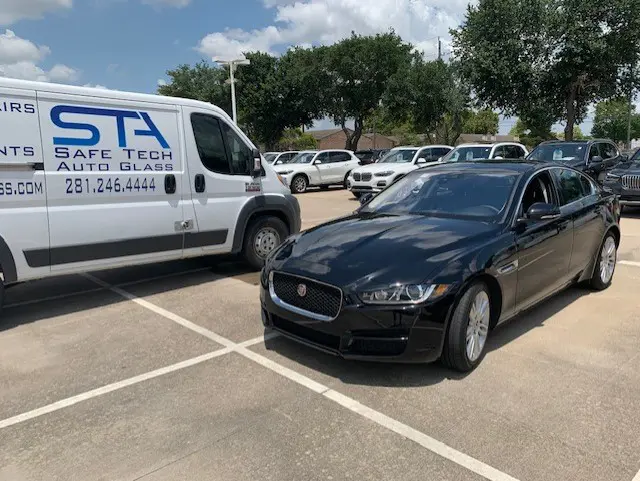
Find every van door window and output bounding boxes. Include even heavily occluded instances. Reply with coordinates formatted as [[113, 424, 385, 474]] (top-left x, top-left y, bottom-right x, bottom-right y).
[[219, 121, 252, 175], [191, 114, 231, 174]]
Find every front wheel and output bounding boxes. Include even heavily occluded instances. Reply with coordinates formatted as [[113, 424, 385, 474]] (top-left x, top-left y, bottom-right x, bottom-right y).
[[291, 175, 308, 194], [441, 282, 491, 372], [242, 216, 288, 270], [589, 232, 617, 290]]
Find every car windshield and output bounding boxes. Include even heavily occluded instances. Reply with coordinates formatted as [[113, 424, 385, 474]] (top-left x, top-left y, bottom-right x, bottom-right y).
[[288, 152, 316, 164], [263, 153, 277, 163], [361, 170, 520, 220], [527, 143, 586, 162], [631, 149, 640, 161], [378, 149, 418, 163], [442, 146, 492, 162]]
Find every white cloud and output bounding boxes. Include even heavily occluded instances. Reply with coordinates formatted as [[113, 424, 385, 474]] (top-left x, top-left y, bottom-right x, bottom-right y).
[[0, 0, 72, 25], [157, 78, 167, 86], [0, 29, 79, 83], [197, 0, 471, 60]]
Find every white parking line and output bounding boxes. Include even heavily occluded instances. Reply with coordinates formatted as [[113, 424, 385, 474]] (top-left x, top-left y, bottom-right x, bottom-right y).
[[633, 468, 640, 481], [78, 274, 521, 481]]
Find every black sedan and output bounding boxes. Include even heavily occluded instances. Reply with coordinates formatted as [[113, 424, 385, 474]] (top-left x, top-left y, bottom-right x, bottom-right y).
[[260, 161, 621, 372], [603, 148, 640, 210]]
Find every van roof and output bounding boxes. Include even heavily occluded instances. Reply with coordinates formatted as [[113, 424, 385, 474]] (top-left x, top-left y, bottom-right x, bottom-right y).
[[0, 77, 231, 120]]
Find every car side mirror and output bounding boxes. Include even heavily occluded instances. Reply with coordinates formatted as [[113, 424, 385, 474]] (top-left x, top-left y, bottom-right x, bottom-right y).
[[250, 148, 262, 177], [359, 192, 374, 205], [591, 155, 603, 164], [275, 160, 282, 165], [437, 157, 442, 162], [313, 159, 322, 165], [416, 157, 427, 164], [526, 202, 561, 221]]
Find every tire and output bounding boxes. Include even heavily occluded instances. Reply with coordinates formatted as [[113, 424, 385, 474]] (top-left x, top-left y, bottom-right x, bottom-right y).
[[589, 232, 617, 291], [441, 282, 491, 372], [290, 174, 308, 194], [343, 172, 351, 188], [353, 192, 362, 199], [0, 279, 4, 316], [242, 216, 289, 270]]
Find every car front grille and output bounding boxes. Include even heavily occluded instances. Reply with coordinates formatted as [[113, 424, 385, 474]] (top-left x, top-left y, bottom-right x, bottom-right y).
[[622, 175, 640, 190], [270, 272, 343, 320], [353, 172, 361, 181], [361, 173, 372, 181]]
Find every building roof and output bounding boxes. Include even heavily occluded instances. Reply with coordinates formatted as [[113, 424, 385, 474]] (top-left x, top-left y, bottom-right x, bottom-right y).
[[308, 128, 344, 140]]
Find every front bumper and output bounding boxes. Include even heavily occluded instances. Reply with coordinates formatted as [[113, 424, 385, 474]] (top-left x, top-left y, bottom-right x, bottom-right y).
[[259, 277, 452, 363], [347, 175, 390, 193]]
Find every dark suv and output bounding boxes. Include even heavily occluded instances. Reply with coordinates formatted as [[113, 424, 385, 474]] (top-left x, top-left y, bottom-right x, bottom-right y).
[[527, 139, 624, 184], [603, 148, 640, 211], [355, 149, 390, 165]]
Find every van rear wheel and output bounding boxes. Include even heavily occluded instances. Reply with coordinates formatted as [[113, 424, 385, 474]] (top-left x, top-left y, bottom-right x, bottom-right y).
[[242, 216, 288, 270]]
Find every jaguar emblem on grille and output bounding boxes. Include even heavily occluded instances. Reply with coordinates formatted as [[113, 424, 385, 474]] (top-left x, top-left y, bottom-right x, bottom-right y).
[[297, 284, 307, 297]]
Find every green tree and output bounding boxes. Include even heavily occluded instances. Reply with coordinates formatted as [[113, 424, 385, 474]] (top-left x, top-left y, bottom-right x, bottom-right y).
[[321, 32, 413, 150], [277, 128, 318, 150], [452, 0, 640, 141], [159, 61, 231, 115], [555, 125, 587, 140], [509, 118, 555, 149], [463, 109, 499, 135], [591, 98, 640, 143]]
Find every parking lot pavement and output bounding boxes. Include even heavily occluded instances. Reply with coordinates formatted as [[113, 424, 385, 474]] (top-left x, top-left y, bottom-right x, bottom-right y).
[[1, 189, 640, 481]]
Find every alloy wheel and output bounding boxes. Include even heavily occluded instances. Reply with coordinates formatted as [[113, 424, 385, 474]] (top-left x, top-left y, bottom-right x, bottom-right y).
[[466, 291, 490, 362], [599, 236, 616, 285]]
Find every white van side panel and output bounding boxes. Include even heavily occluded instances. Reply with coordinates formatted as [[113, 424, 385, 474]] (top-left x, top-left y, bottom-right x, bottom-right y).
[[33, 92, 186, 273], [0, 86, 51, 283]]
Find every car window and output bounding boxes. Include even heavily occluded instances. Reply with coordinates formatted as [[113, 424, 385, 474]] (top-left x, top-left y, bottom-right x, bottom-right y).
[[442, 146, 492, 162], [331, 152, 351, 162], [520, 171, 557, 216], [601, 143, 618, 160], [219, 121, 253, 175], [553, 168, 586, 205], [434, 147, 452, 158], [280, 152, 295, 162], [315, 152, 331, 163], [588, 144, 601, 161], [492, 146, 506, 158], [527, 143, 586, 162], [362, 169, 520, 220], [515, 146, 526, 158], [580, 173, 596, 196], [191, 113, 231, 175]]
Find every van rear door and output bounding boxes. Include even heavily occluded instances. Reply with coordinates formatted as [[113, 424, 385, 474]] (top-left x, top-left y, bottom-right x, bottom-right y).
[[0, 86, 49, 283], [34, 92, 185, 272]]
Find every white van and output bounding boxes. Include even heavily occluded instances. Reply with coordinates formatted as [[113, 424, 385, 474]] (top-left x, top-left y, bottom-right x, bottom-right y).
[[0, 78, 301, 307]]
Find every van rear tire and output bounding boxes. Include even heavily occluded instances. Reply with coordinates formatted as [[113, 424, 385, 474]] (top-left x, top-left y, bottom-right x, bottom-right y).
[[242, 216, 289, 270]]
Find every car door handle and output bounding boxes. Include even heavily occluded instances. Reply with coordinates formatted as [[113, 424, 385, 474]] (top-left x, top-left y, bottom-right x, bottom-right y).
[[194, 174, 205, 193], [164, 174, 176, 194]]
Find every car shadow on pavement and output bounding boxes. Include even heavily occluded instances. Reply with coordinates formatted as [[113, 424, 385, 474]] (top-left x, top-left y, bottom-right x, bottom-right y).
[[263, 286, 589, 388], [0, 256, 258, 333]]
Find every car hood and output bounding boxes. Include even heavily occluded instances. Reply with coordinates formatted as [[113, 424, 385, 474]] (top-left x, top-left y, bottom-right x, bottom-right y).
[[610, 161, 640, 175], [352, 162, 416, 175], [269, 213, 500, 289]]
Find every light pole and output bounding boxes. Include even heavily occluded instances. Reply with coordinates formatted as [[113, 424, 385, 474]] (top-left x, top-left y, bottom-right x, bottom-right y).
[[214, 58, 251, 124]]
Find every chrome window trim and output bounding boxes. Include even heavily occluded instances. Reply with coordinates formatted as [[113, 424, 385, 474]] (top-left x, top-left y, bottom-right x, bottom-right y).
[[268, 270, 344, 322]]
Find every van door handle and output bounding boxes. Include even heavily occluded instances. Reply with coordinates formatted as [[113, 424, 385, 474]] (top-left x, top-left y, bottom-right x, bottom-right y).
[[194, 174, 205, 193], [164, 174, 176, 194]]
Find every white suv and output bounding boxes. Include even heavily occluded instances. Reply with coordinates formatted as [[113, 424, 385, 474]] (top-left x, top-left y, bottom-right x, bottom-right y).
[[274, 150, 360, 193], [442, 142, 529, 162], [347, 145, 453, 197]]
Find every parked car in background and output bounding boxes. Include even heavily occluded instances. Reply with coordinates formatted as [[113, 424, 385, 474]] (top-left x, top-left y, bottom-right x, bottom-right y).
[[261, 161, 620, 372], [273, 150, 360, 193], [603, 148, 640, 211], [355, 148, 390, 165], [526, 139, 623, 184], [264, 151, 299, 165], [442, 142, 528, 163], [347, 145, 453, 197]]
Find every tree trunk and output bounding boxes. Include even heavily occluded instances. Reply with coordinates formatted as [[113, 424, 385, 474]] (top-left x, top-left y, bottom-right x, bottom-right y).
[[564, 84, 577, 141], [343, 118, 363, 151]]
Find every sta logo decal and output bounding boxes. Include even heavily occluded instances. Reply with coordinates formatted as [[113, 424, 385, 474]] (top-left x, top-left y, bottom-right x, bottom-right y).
[[50, 105, 169, 149]]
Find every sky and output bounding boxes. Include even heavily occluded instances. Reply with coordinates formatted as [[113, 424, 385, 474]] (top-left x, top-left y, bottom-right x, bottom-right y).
[[0, 0, 595, 135]]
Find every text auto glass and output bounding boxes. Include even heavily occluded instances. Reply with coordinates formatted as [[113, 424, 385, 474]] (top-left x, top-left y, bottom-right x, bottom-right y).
[[361, 170, 519, 219]]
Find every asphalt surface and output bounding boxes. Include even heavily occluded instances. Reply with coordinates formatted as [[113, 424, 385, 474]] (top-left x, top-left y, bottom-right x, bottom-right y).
[[1, 187, 640, 481]]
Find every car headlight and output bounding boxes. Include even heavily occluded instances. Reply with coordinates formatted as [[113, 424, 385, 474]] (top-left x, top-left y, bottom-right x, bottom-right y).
[[374, 171, 394, 177], [278, 170, 294, 175], [276, 174, 288, 187], [606, 173, 621, 181], [359, 284, 451, 305]]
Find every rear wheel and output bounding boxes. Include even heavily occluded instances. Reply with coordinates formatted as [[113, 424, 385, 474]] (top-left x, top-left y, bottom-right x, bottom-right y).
[[589, 232, 617, 290], [242, 216, 288, 270], [441, 282, 491, 372], [291, 174, 308, 194], [343, 172, 351, 188]]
